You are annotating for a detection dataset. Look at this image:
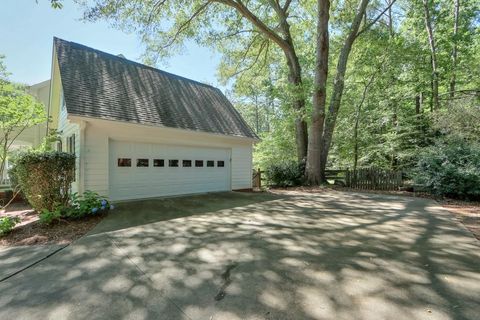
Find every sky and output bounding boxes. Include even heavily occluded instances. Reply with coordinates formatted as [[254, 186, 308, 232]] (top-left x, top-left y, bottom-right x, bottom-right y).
[[0, 0, 222, 88]]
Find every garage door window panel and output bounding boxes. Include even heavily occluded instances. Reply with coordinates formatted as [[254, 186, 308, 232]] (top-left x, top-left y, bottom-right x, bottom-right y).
[[154, 159, 165, 167], [182, 160, 192, 167], [195, 160, 203, 167], [118, 158, 132, 167], [217, 161, 225, 167], [169, 160, 179, 167], [207, 160, 214, 167], [137, 159, 149, 167]]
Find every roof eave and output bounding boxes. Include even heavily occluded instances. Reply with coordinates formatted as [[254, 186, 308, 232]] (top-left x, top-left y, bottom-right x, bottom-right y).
[[68, 114, 259, 142]]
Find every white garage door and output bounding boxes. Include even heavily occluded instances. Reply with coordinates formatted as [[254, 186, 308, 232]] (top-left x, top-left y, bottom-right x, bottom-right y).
[[109, 140, 231, 201]]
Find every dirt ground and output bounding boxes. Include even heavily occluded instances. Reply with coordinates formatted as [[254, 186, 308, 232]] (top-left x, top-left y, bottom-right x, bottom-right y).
[[0, 202, 104, 246], [439, 199, 480, 240]]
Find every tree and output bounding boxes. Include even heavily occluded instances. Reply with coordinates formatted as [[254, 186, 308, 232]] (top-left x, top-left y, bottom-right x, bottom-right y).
[[422, 0, 440, 111], [78, 0, 398, 183], [79, 0, 310, 162], [0, 57, 46, 184]]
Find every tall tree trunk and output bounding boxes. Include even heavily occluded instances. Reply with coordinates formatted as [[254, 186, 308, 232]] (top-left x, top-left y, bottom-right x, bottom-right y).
[[306, 0, 330, 185], [286, 61, 308, 162], [450, 0, 460, 97], [423, 0, 440, 110], [318, 0, 370, 181], [285, 44, 308, 164], [415, 94, 421, 114], [353, 69, 377, 172], [216, 0, 309, 162], [387, 0, 394, 37]]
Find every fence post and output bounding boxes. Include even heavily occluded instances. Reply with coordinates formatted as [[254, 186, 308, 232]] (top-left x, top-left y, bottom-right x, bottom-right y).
[[258, 168, 262, 189]]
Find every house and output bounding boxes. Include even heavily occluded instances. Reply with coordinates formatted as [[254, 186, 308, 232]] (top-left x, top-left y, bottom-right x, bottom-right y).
[[0, 81, 49, 184], [47, 37, 258, 201]]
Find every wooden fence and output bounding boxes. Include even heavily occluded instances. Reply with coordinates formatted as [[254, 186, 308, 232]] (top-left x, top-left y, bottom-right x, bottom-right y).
[[252, 169, 263, 189], [345, 168, 402, 191], [252, 167, 401, 191]]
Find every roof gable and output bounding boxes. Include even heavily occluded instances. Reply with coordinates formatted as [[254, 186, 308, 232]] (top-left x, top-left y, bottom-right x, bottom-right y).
[[54, 37, 257, 139]]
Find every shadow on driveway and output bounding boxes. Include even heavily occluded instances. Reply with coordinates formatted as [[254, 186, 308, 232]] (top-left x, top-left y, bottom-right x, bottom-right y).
[[0, 190, 479, 320]]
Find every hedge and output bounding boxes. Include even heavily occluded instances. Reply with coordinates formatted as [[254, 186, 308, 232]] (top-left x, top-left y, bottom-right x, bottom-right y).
[[10, 151, 75, 211]]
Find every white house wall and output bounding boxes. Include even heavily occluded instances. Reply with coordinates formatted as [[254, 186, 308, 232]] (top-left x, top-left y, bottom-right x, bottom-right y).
[[58, 104, 80, 193], [72, 117, 254, 198]]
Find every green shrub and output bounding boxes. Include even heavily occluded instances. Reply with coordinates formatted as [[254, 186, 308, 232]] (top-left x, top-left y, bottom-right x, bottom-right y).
[[39, 191, 114, 224], [265, 161, 305, 187], [0, 216, 20, 236], [413, 138, 480, 200], [39, 207, 63, 225], [66, 191, 113, 219], [10, 151, 75, 212]]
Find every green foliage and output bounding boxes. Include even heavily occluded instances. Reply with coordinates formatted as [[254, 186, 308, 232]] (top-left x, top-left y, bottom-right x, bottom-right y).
[[432, 98, 480, 142], [0, 56, 47, 184], [76, 0, 480, 187], [0, 216, 20, 236], [265, 161, 305, 187], [413, 138, 480, 200], [39, 207, 63, 225], [66, 191, 112, 219], [10, 151, 75, 212], [50, 0, 63, 9], [36, 130, 62, 152], [39, 191, 113, 225]]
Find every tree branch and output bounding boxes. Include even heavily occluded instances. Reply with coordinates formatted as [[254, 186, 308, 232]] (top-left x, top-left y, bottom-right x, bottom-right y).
[[213, 0, 289, 52], [356, 0, 397, 38], [283, 0, 293, 12], [230, 39, 269, 78], [160, 1, 212, 50]]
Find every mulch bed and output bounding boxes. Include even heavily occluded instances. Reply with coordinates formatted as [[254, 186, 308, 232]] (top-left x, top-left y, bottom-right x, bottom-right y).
[[0, 202, 105, 247]]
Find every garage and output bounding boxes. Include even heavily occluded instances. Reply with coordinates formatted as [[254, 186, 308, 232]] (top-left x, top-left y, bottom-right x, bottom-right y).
[[109, 140, 231, 201], [54, 38, 257, 199]]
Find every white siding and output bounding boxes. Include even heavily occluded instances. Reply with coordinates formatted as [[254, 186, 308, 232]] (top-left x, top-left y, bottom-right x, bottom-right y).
[[58, 104, 80, 193], [231, 145, 253, 190], [76, 117, 254, 199], [83, 126, 109, 196]]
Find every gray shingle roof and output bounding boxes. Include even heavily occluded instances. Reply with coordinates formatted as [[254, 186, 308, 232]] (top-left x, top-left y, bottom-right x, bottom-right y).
[[54, 37, 257, 139]]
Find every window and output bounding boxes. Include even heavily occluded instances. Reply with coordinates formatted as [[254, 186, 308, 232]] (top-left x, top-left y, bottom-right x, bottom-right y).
[[118, 158, 131, 167], [182, 160, 192, 167], [66, 134, 75, 155], [195, 160, 204, 167], [136, 159, 149, 167], [207, 160, 214, 167], [153, 159, 165, 167], [217, 160, 225, 167], [169, 160, 179, 167]]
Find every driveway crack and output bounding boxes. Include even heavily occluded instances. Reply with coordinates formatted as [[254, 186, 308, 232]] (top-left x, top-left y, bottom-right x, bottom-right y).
[[214, 262, 238, 301]]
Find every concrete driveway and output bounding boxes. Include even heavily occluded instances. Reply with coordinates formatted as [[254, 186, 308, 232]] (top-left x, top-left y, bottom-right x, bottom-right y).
[[0, 191, 479, 320]]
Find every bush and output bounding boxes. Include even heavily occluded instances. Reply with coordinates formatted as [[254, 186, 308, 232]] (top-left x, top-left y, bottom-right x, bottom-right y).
[[0, 216, 20, 236], [10, 151, 75, 212], [39, 207, 63, 225], [66, 191, 113, 219], [413, 138, 480, 200], [265, 161, 305, 187], [39, 191, 114, 225]]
